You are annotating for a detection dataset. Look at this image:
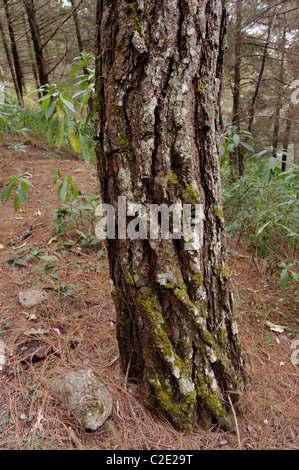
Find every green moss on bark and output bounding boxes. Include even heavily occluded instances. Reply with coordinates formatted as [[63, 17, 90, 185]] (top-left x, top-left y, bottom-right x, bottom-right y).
[[195, 373, 225, 418], [125, 2, 145, 37]]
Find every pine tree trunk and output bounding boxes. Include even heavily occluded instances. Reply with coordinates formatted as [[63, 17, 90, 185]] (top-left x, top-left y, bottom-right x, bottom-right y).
[[248, 12, 276, 134], [231, 0, 242, 175], [281, 106, 293, 171], [3, 0, 24, 99], [23, 13, 41, 98], [0, 17, 24, 106], [272, 26, 286, 158], [70, 0, 93, 111], [23, 0, 49, 90], [95, 0, 245, 430]]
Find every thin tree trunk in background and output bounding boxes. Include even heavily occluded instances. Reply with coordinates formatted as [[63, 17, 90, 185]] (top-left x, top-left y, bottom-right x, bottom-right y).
[[3, 0, 24, 98], [70, 0, 93, 110], [272, 25, 286, 158], [70, 0, 85, 55], [23, 14, 41, 97], [294, 137, 298, 166], [23, 0, 49, 90], [281, 103, 294, 171], [0, 16, 24, 106], [248, 12, 276, 134], [231, 0, 242, 175], [95, 0, 245, 430]]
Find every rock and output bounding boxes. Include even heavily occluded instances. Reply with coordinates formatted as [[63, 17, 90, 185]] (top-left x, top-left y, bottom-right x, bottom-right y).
[[51, 369, 112, 431], [18, 290, 48, 308]]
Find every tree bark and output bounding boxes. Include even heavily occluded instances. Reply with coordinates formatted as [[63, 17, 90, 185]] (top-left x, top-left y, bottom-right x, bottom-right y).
[[23, 13, 41, 97], [281, 103, 294, 171], [70, 0, 93, 110], [231, 0, 242, 175], [0, 16, 24, 106], [3, 0, 24, 99], [95, 0, 245, 430], [272, 25, 286, 159], [70, 0, 85, 54], [248, 12, 276, 134], [23, 0, 49, 90]]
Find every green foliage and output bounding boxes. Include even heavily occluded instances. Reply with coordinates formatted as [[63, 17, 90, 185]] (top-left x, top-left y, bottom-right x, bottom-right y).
[[31, 53, 95, 162], [276, 260, 299, 294], [0, 95, 45, 138], [222, 144, 299, 292], [220, 126, 254, 169], [50, 171, 100, 248], [0, 174, 34, 212], [51, 169, 79, 202]]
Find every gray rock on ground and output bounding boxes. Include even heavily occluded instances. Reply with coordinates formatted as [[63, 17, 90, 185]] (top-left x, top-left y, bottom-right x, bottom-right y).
[[19, 290, 48, 308], [51, 369, 112, 431]]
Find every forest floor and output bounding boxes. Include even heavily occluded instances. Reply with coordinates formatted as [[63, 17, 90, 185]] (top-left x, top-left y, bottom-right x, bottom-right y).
[[0, 133, 298, 451]]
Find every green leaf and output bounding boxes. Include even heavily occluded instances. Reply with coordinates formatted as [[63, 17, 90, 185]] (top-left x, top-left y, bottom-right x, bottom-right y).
[[61, 96, 76, 114], [60, 183, 68, 202], [15, 259, 28, 267], [257, 221, 270, 235], [69, 63, 82, 78], [20, 178, 34, 188], [55, 115, 65, 149], [269, 156, 277, 171], [280, 269, 288, 279], [69, 129, 81, 153], [233, 134, 240, 146], [262, 168, 271, 183], [280, 272, 288, 293], [56, 182, 64, 200], [252, 149, 269, 159], [240, 142, 254, 152], [1, 183, 14, 204], [290, 270, 299, 281], [44, 101, 57, 120], [79, 133, 89, 163], [47, 113, 57, 145], [13, 193, 20, 212], [40, 95, 51, 110], [82, 93, 91, 106], [17, 183, 27, 205]]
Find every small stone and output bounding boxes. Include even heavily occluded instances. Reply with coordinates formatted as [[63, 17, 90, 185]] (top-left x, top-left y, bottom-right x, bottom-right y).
[[215, 435, 230, 447], [51, 369, 112, 431], [18, 290, 48, 308]]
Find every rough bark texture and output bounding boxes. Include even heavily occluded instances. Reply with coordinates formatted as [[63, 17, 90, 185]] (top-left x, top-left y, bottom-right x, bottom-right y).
[[95, 0, 245, 430]]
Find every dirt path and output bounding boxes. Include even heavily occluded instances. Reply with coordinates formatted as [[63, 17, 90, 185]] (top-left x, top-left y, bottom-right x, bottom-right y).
[[0, 135, 298, 450]]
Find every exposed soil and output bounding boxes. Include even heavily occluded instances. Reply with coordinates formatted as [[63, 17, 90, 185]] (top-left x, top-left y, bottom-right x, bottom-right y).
[[0, 134, 298, 450]]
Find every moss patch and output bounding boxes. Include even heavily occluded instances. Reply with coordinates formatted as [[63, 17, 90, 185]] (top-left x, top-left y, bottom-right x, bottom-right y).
[[195, 373, 225, 418], [125, 2, 145, 37]]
